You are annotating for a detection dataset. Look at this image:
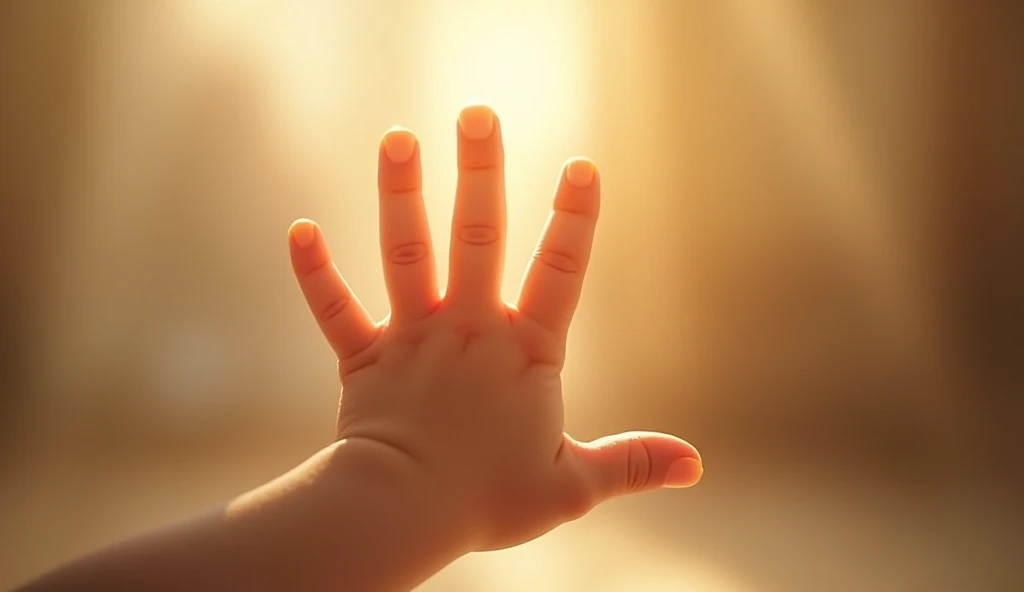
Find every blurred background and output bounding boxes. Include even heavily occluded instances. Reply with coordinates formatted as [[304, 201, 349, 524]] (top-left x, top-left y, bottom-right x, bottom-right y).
[[1, 1, 1022, 590]]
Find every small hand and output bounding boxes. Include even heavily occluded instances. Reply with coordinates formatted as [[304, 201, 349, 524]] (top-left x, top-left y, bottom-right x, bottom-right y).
[[288, 105, 702, 552]]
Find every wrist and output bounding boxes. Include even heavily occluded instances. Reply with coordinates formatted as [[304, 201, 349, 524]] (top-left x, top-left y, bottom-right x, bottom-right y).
[[266, 438, 473, 590]]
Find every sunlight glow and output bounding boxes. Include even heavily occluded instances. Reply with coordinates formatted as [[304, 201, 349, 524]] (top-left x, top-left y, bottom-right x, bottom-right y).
[[414, 0, 596, 304], [176, 0, 597, 314]]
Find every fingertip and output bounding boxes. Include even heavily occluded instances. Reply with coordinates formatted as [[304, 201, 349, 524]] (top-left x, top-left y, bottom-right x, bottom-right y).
[[458, 104, 496, 140], [664, 457, 704, 489], [564, 157, 597, 188], [455, 105, 503, 171], [554, 158, 600, 217], [381, 126, 417, 164], [290, 218, 318, 249], [379, 128, 422, 193], [666, 436, 702, 466], [631, 432, 701, 464]]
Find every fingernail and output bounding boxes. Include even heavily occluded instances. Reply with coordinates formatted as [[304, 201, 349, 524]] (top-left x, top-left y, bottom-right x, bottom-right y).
[[291, 220, 316, 248], [664, 457, 703, 488], [458, 105, 495, 140], [566, 159, 595, 188], [383, 128, 416, 164]]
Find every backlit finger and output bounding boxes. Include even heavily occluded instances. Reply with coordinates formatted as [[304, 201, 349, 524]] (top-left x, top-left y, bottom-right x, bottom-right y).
[[289, 219, 379, 361], [378, 127, 439, 322], [516, 158, 600, 337], [446, 104, 506, 310]]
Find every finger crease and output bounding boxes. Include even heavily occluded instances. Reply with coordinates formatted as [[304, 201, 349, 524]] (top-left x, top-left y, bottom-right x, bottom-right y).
[[554, 206, 597, 218], [534, 248, 580, 274], [457, 225, 500, 245], [302, 259, 333, 277], [339, 329, 385, 380], [383, 187, 421, 198], [389, 242, 428, 265], [321, 298, 350, 321]]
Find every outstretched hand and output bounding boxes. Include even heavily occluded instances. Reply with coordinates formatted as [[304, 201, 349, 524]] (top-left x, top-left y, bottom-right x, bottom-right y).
[[288, 105, 702, 552], [14, 105, 705, 592]]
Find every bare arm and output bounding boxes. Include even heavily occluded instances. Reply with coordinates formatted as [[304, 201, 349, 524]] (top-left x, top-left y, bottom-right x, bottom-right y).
[[18, 439, 466, 592]]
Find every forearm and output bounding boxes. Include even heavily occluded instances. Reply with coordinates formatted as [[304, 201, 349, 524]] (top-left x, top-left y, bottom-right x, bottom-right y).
[[18, 440, 469, 592]]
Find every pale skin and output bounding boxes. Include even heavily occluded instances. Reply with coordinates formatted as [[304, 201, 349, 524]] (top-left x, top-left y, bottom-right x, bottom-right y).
[[17, 105, 703, 592]]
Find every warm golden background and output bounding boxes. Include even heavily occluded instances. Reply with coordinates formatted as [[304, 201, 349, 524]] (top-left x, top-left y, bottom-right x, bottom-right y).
[[1, 1, 1022, 590]]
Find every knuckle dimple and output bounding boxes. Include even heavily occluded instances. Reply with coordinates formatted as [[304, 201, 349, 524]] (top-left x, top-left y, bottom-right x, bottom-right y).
[[457, 225, 499, 245], [534, 247, 580, 274], [389, 242, 428, 265], [321, 298, 350, 321]]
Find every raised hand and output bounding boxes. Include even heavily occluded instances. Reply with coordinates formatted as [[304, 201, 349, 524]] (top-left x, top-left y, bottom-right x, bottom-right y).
[[288, 105, 702, 552]]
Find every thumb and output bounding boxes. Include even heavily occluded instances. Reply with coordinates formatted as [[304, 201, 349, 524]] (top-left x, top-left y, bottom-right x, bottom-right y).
[[571, 431, 703, 502]]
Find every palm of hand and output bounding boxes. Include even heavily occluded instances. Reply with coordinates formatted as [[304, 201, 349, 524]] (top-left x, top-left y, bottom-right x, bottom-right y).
[[288, 106, 702, 551]]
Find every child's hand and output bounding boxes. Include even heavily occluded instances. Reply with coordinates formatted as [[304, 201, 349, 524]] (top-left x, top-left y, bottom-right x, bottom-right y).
[[17, 106, 704, 592], [288, 105, 703, 552]]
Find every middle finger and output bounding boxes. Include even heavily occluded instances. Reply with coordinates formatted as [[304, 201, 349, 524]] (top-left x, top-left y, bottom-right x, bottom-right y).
[[446, 105, 506, 312]]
